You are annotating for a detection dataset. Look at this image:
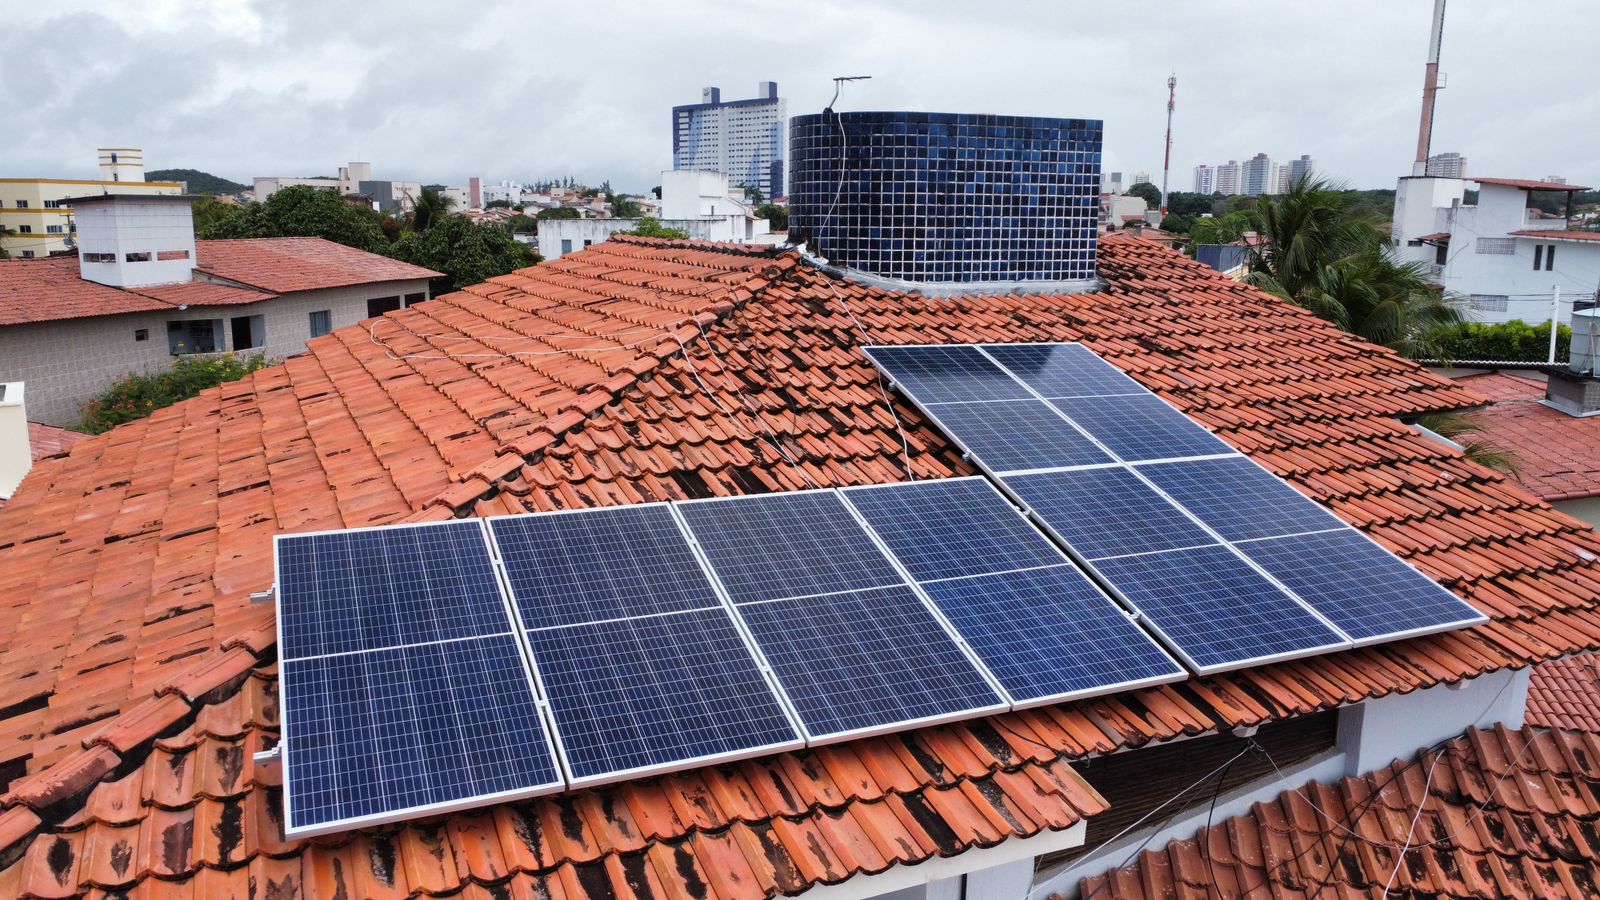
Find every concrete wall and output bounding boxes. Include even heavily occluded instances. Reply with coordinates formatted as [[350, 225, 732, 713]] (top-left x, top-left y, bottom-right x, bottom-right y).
[[0, 278, 429, 426], [1556, 496, 1600, 528], [73, 197, 198, 288], [537, 216, 770, 261]]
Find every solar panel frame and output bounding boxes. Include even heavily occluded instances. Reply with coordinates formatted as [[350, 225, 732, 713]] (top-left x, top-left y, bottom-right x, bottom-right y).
[[840, 477, 1187, 708], [273, 518, 566, 839], [483, 503, 806, 789]]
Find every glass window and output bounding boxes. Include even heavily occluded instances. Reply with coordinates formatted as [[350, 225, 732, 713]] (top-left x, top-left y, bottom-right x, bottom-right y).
[[83, 252, 116, 263], [1546, 244, 1556, 271], [17, 226, 30, 234], [366, 296, 402, 318], [231, 314, 265, 350], [156, 250, 190, 261], [308, 310, 332, 338], [15, 200, 27, 209], [125, 251, 151, 262], [403, 292, 425, 306], [135, 328, 149, 341], [168, 319, 221, 355]]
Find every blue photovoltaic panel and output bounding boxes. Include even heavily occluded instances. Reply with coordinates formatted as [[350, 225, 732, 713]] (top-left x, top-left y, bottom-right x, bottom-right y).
[[277, 521, 514, 660], [1090, 545, 1346, 672], [676, 491, 904, 603], [281, 634, 561, 835], [736, 586, 1006, 739], [1003, 468, 1215, 561], [489, 506, 722, 630], [526, 609, 801, 782], [863, 345, 1035, 404], [1137, 457, 1343, 542], [1048, 394, 1236, 463], [841, 478, 1064, 582], [920, 567, 1185, 704], [982, 343, 1145, 399], [1240, 530, 1486, 644], [916, 400, 1112, 473]]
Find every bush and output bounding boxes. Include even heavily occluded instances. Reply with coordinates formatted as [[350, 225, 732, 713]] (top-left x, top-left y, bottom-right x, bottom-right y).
[[617, 217, 691, 240], [79, 353, 272, 434], [1429, 319, 1571, 363]]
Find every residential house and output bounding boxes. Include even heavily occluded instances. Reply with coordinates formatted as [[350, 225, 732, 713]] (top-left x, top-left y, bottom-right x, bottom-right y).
[[0, 234, 1592, 898], [0, 193, 438, 425], [538, 170, 773, 260]]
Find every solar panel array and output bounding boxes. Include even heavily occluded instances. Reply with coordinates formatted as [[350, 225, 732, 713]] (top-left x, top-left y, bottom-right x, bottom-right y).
[[865, 343, 1487, 675]]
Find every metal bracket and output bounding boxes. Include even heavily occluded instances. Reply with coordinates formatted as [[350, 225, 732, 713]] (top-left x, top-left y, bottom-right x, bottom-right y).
[[250, 587, 276, 605], [253, 745, 281, 766]]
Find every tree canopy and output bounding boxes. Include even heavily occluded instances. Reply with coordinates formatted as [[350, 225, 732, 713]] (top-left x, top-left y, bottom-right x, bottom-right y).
[[197, 185, 387, 252], [618, 217, 691, 240], [387, 217, 537, 293], [1125, 182, 1162, 209], [756, 203, 788, 231], [536, 206, 580, 220], [407, 186, 456, 233]]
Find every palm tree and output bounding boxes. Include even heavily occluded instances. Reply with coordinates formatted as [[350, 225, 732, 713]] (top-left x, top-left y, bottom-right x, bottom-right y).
[[407, 187, 456, 233], [1240, 178, 1464, 358], [1416, 413, 1521, 475]]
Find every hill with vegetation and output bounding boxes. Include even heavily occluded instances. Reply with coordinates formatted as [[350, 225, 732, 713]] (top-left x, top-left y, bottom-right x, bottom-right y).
[[145, 169, 248, 195]]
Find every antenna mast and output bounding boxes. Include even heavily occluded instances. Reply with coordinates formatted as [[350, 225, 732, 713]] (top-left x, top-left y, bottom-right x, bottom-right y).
[[1160, 74, 1176, 218], [1413, 0, 1448, 175]]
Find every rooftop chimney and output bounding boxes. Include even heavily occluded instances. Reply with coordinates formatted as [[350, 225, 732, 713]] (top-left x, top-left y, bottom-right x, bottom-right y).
[[0, 383, 31, 500], [72, 194, 198, 289], [1544, 308, 1600, 416]]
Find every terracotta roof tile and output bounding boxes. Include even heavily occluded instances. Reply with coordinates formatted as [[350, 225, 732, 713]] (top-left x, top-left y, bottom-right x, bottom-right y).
[[127, 281, 275, 307], [23, 423, 86, 462], [1473, 178, 1592, 192], [0, 256, 170, 326], [1080, 725, 1600, 900], [1451, 373, 1600, 502], [1527, 652, 1600, 733], [193, 237, 441, 293], [4, 235, 1600, 897]]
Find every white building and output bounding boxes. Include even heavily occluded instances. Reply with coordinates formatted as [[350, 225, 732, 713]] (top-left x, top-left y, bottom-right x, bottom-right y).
[[1392, 175, 1599, 323], [1242, 153, 1275, 196], [1214, 160, 1241, 196], [537, 170, 774, 261], [1130, 172, 1152, 186], [0, 194, 439, 424], [1426, 151, 1467, 178], [1192, 165, 1214, 194], [672, 83, 786, 200], [252, 162, 420, 214]]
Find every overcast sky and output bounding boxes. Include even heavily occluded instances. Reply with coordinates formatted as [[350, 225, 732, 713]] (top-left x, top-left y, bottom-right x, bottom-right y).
[[6, 1, 1597, 194]]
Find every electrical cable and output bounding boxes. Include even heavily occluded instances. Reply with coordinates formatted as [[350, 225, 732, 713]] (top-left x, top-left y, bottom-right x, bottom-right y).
[[1380, 741, 1444, 899]]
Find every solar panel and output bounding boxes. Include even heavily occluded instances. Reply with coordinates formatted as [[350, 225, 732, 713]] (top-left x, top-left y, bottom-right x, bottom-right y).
[[277, 521, 514, 659], [735, 586, 1008, 739], [842, 478, 1185, 706], [1047, 394, 1236, 463], [909, 399, 1112, 473], [1239, 529, 1486, 644], [981, 343, 1146, 399], [1003, 468, 1215, 561], [1089, 545, 1348, 673], [863, 345, 1034, 404], [486, 506, 803, 785], [1136, 457, 1344, 542]]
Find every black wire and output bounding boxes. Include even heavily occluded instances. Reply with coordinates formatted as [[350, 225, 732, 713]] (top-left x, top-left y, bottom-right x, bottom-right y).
[[1203, 749, 1242, 899]]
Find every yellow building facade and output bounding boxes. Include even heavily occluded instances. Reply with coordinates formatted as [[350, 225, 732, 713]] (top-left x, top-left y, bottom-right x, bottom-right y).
[[1, 149, 182, 258]]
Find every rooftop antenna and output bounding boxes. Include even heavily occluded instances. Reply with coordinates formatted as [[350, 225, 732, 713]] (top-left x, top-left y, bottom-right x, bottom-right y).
[[1160, 73, 1176, 219], [1413, 0, 1448, 176], [827, 75, 872, 113]]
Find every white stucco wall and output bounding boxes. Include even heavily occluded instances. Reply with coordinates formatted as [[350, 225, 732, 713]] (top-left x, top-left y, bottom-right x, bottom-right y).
[[0, 278, 429, 426], [1555, 496, 1600, 528]]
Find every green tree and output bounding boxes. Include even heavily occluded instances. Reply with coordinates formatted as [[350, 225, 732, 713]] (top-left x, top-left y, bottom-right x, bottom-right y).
[[0, 224, 16, 259], [537, 206, 580, 220], [1158, 213, 1194, 234], [1241, 178, 1462, 359], [145, 168, 248, 195], [1126, 182, 1162, 209], [407, 186, 456, 233], [756, 203, 788, 231], [506, 214, 540, 233], [738, 184, 766, 204], [1187, 211, 1252, 249], [609, 196, 643, 218], [618, 217, 691, 240], [190, 197, 241, 234], [387, 217, 536, 292], [79, 353, 271, 433], [485, 198, 513, 209], [197, 185, 386, 252], [1416, 413, 1521, 475]]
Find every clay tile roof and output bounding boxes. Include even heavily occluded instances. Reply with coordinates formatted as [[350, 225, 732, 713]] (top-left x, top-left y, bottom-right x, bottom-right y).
[[127, 281, 275, 306], [1508, 230, 1600, 242], [1080, 724, 1600, 900], [4, 234, 1600, 898], [24, 423, 85, 462], [193, 237, 443, 292], [1450, 373, 1600, 502], [1473, 177, 1593, 192], [1527, 653, 1600, 732], [0, 256, 171, 326]]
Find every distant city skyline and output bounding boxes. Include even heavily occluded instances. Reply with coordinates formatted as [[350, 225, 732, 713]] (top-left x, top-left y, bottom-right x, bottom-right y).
[[5, 1, 1598, 194]]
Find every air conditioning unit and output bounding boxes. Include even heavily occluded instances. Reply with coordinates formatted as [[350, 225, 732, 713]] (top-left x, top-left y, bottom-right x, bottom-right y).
[[1571, 308, 1600, 376]]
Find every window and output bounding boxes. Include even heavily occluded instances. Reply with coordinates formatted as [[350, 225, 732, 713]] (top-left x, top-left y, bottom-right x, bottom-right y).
[[83, 252, 115, 263], [231, 314, 265, 351], [366, 295, 402, 318], [46, 225, 64, 234], [156, 249, 190, 261], [1470, 294, 1509, 313], [1435, 243, 1448, 265], [16, 225, 30, 235], [43, 200, 61, 209], [168, 319, 222, 355], [14, 200, 26, 209], [308, 310, 332, 338], [1475, 238, 1515, 254], [125, 251, 151, 262], [1534, 246, 1543, 270], [561, 239, 573, 254], [110, 152, 118, 163], [583, 239, 593, 248], [404, 292, 425, 306], [134, 328, 149, 342], [1546, 244, 1556, 271], [20, 251, 33, 259]]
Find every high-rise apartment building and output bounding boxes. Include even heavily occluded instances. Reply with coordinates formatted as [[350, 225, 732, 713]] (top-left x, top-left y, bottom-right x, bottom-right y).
[[1243, 153, 1275, 196], [1214, 160, 1241, 196], [1425, 152, 1466, 178], [1287, 154, 1315, 187], [1193, 165, 1214, 194], [1131, 172, 1152, 186], [672, 83, 786, 200]]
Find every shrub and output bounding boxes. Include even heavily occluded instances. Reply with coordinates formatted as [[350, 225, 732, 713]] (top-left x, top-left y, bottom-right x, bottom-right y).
[[79, 353, 271, 434], [1429, 319, 1571, 363]]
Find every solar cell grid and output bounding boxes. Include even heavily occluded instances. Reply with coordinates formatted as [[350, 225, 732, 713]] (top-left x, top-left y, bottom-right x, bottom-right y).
[[526, 609, 801, 782], [863, 345, 1034, 404], [1137, 456, 1343, 542], [916, 399, 1113, 473], [735, 585, 1006, 740], [1090, 545, 1347, 673], [1048, 394, 1236, 463], [277, 521, 514, 661], [981, 343, 1146, 399], [1240, 530, 1487, 643], [1003, 467, 1215, 561], [840, 478, 1064, 582], [676, 491, 905, 603], [489, 506, 722, 630]]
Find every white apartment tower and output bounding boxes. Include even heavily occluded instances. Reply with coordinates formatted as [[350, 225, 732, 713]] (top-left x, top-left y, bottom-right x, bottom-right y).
[[1215, 160, 1242, 196], [672, 83, 786, 200], [1287, 154, 1315, 187], [1427, 152, 1467, 178], [1193, 165, 1214, 194], [97, 148, 145, 183]]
